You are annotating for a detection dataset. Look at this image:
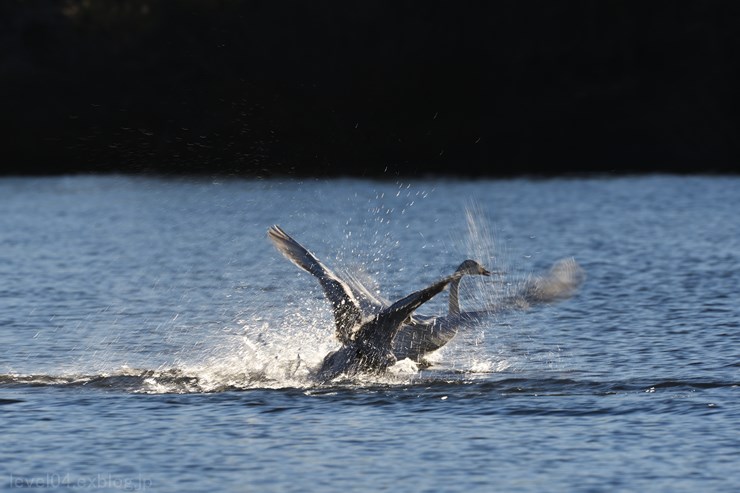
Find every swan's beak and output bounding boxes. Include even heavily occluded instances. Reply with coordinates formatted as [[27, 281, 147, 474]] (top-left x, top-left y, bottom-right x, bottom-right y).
[[481, 268, 492, 276]]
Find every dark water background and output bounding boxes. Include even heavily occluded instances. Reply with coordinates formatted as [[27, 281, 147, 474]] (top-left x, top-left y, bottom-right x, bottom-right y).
[[1, 176, 738, 492]]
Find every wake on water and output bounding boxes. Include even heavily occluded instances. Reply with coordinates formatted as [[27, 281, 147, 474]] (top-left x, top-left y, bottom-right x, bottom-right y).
[[1, 206, 584, 394]]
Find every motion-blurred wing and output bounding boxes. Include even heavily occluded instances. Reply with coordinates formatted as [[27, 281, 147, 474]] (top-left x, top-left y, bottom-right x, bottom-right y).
[[340, 267, 391, 316]]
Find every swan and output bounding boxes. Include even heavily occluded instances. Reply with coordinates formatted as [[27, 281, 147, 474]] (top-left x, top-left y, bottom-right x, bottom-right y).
[[267, 225, 490, 380], [391, 257, 584, 363]]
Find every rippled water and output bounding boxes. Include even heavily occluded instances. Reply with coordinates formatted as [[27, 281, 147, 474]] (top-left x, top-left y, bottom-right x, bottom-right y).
[[1, 175, 738, 492]]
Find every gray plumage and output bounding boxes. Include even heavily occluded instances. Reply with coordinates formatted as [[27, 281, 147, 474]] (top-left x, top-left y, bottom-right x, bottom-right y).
[[267, 226, 489, 380], [391, 257, 584, 363]]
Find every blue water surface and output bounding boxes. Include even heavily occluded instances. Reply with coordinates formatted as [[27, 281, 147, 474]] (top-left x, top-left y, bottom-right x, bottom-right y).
[[1, 175, 738, 492]]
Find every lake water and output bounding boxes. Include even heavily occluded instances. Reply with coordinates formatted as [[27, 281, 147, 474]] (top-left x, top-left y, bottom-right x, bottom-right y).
[[1, 175, 738, 492]]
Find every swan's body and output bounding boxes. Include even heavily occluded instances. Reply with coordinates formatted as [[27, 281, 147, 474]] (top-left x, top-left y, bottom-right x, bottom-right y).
[[267, 226, 490, 380], [391, 260, 491, 363]]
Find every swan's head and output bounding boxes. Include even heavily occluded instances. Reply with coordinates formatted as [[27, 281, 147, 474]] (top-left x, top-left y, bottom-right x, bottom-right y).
[[455, 259, 492, 276]]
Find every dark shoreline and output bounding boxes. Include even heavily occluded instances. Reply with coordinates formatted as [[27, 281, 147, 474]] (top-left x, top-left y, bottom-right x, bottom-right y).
[[2, 1, 739, 177]]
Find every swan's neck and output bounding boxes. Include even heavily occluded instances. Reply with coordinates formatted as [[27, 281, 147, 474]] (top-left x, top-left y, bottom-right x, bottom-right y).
[[449, 276, 462, 316]]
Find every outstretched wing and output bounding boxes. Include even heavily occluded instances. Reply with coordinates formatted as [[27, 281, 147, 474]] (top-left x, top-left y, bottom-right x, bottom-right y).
[[369, 272, 463, 345], [519, 257, 585, 304], [268, 225, 361, 343], [497, 257, 585, 310]]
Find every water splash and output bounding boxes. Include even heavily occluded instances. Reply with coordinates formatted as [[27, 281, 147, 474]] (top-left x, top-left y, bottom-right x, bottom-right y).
[[2, 202, 583, 394]]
